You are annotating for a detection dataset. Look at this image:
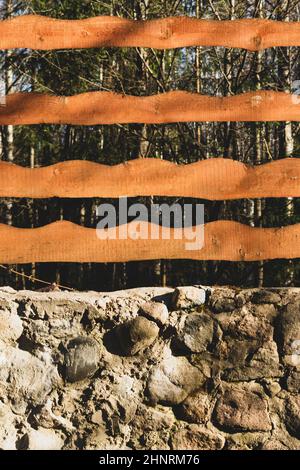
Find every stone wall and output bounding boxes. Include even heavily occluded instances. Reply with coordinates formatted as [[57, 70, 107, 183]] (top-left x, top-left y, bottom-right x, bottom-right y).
[[0, 285, 300, 450]]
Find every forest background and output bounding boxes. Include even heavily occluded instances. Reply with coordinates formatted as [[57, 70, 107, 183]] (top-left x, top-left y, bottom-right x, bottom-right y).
[[0, 0, 299, 290]]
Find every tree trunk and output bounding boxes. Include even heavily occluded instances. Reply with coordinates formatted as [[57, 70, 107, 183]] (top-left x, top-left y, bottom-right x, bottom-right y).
[[253, 0, 264, 286], [195, 0, 202, 147], [279, 0, 295, 285], [4, 0, 14, 229]]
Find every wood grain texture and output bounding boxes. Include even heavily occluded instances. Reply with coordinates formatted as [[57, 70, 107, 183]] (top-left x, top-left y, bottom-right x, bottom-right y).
[[1, 91, 300, 125], [0, 158, 299, 200], [1, 15, 300, 51], [0, 220, 299, 264]]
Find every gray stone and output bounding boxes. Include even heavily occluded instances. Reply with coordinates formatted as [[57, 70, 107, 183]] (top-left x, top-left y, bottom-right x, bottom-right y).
[[0, 342, 60, 405], [130, 404, 176, 450], [286, 369, 300, 393], [91, 410, 104, 426], [222, 340, 282, 381], [177, 312, 217, 353], [0, 286, 16, 293], [64, 336, 101, 382], [25, 428, 64, 450], [262, 379, 281, 397], [178, 390, 214, 424], [172, 286, 206, 310], [147, 348, 205, 405], [211, 297, 236, 313], [84, 425, 110, 450], [0, 309, 23, 343], [0, 403, 17, 450], [285, 396, 300, 438], [234, 290, 252, 307], [219, 337, 261, 366], [209, 287, 238, 312], [116, 316, 159, 356], [140, 301, 168, 325], [253, 303, 278, 320], [226, 432, 269, 450], [171, 425, 225, 450], [107, 374, 139, 425], [279, 301, 300, 355], [261, 440, 290, 450], [251, 290, 281, 304], [225, 310, 273, 341], [213, 387, 271, 432]]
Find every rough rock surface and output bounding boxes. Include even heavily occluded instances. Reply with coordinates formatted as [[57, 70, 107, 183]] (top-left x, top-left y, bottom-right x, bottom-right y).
[[147, 347, 205, 405], [63, 336, 101, 383], [213, 387, 271, 432], [139, 301, 169, 326], [0, 286, 299, 450], [172, 286, 207, 310], [115, 316, 159, 356]]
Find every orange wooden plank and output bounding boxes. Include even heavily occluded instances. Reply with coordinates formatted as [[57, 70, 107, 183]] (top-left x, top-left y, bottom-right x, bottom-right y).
[[0, 220, 299, 264], [0, 91, 300, 125], [0, 158, 299, 200], [1, 15, 300, 51]]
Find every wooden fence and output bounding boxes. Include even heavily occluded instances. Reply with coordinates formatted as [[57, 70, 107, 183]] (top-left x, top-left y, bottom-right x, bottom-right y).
[[0, 221, 299, 264], [1, 91, 300, 125], [0, 158, 299, 200], [1, 15, 300, 50], [0, 14, 300, 264]]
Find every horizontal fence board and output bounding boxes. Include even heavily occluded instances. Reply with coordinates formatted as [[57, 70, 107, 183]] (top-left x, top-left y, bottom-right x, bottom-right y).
[[0, 15, 300, 51], [0, 158, 299, 200], [0, 91, 300, 125], [0, 220, 299, 263]]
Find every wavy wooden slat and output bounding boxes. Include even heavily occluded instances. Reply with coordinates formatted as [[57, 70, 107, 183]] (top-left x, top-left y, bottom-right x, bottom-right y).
[[1, 15, 300, 51], [0, 158, 299, 200], [0, 220, 299, 264], [0, 91, 300, 125]]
